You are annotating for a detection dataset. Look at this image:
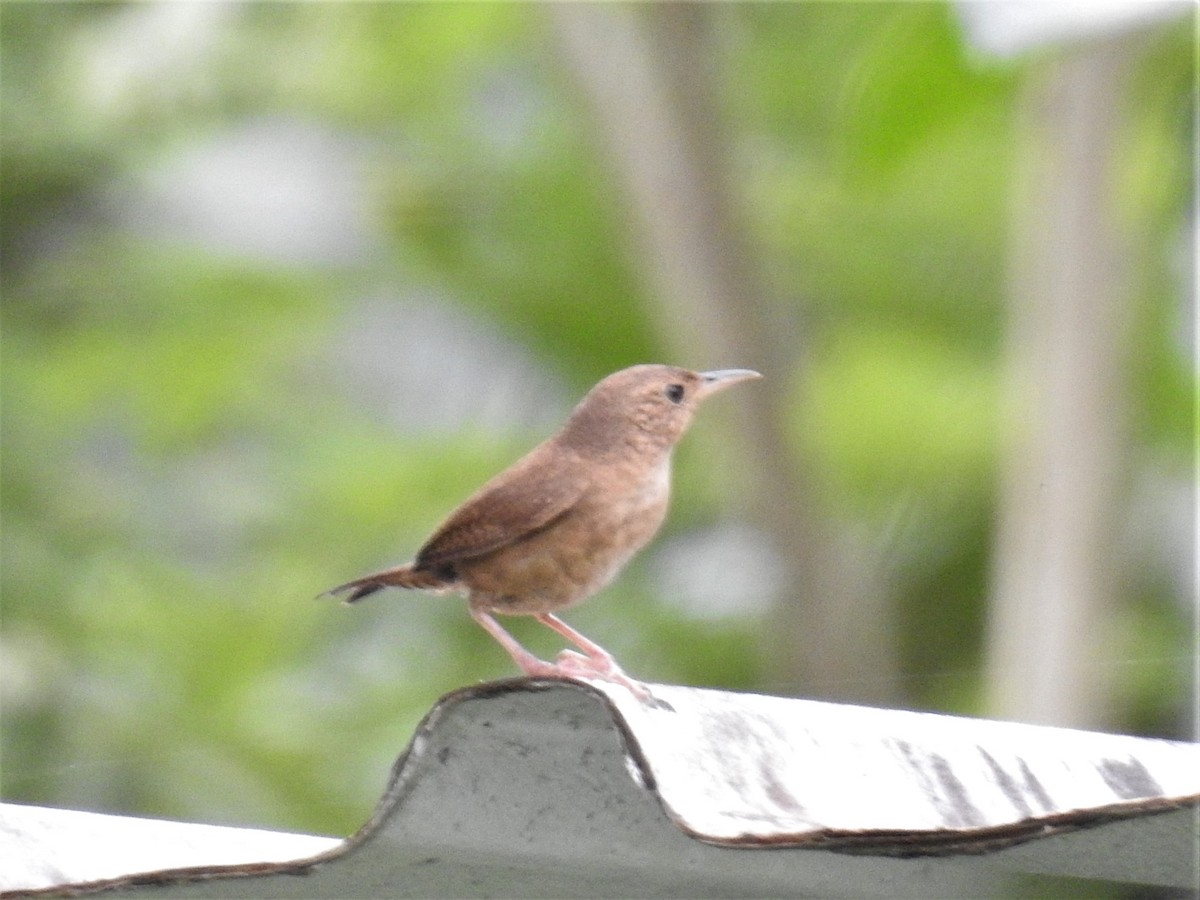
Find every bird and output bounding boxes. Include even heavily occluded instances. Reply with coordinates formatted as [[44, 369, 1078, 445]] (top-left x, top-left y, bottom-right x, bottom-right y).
[[325, 364, 761, 697]]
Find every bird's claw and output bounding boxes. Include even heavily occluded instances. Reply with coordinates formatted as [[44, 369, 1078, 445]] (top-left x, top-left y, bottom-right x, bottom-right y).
[[552, 649, 598, 676], [550, 649, 658, 704], [518, 649, 662, 706]]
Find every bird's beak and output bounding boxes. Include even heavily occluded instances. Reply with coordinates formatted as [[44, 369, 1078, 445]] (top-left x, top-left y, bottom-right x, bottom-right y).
[[696, 368, 762, 399]]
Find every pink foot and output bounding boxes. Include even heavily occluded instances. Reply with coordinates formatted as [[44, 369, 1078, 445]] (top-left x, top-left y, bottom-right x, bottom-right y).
[[472, 609, 659, 703], [552, 648, 653, 701], [551, 649, 599, 676]]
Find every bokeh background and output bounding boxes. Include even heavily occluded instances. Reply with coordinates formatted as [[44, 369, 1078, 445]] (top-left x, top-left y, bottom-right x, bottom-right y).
[[1, 2, 1193, 839]]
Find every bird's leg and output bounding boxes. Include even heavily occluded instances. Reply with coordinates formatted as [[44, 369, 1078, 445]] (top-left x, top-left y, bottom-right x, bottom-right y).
[[471, 609, 652, 701], [535, 613, 614, 667], [534, 613, 651, 699], [470, 609, 563, 678]]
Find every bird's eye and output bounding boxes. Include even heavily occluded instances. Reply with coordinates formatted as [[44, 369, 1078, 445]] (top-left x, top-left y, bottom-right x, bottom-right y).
[[665, 383, 685, 404]]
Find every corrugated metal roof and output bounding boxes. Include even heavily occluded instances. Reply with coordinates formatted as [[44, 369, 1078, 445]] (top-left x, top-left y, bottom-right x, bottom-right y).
[[4, 678, 1197, 898]]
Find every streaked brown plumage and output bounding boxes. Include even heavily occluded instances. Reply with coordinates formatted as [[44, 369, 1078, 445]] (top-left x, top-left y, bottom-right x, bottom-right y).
[[326, 364, 760, 696]]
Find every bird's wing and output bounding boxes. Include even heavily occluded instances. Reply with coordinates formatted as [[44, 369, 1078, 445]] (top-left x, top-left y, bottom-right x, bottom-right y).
[[414, 445, 587, 568]]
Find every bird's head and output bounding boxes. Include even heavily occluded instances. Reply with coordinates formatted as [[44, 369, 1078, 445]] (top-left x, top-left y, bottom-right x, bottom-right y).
[[559, 364, 761, 457]]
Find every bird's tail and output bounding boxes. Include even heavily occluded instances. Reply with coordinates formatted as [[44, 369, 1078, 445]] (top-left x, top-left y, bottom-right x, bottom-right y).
[[323, 564, 449, 604]]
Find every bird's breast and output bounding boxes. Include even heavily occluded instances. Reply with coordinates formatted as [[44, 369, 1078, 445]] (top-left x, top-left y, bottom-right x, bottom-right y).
[[462, 457, 671, 615]]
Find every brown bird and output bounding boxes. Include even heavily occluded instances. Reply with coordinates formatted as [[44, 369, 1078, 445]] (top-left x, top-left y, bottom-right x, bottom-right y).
[[326, 364, 760, 696]]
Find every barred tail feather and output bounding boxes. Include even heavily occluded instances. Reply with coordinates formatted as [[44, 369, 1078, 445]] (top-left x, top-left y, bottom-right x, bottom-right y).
[[324, 564, 449, 603]]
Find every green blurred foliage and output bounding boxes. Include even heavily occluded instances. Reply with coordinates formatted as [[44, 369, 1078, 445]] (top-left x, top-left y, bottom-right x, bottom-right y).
[[0, 1, 1191, 839]]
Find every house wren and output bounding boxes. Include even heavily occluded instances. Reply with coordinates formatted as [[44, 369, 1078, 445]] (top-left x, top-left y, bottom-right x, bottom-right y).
[[326, 364, 760, 696]]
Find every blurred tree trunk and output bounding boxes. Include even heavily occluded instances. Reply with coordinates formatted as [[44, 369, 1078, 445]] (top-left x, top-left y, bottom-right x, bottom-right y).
[[985, 38, 1139, 729], [546, 4, 900, 704]]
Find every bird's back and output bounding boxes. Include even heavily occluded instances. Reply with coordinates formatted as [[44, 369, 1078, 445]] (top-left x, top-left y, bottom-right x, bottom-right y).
[[421, 436, 671, 616]]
